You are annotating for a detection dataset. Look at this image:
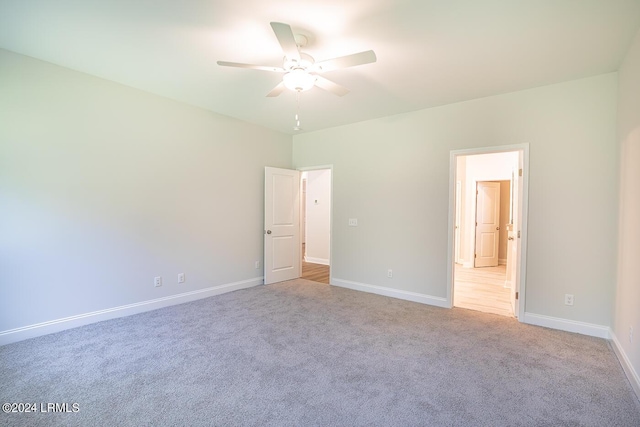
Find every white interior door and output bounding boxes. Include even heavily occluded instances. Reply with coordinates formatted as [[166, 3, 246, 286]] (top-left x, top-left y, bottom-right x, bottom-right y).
[[264, 167, 300, 285], [474, 181, 500, 267]]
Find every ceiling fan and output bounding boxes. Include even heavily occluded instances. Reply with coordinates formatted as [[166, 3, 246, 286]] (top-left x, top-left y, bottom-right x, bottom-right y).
[[217, 22, 377, 97]]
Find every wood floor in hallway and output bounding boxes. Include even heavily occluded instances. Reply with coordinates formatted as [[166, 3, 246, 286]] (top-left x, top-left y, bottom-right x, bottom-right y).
[[454, 264, 513, 317], [301, 260, 330, 284], [301, 244, 330, 284]]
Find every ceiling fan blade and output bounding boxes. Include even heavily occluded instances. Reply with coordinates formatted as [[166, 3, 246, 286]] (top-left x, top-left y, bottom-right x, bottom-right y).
[[270, 22, 300, 62], [314, 76, 350, 96], [313, 50, 377, 73], [217, 61, 284, 72], [266, 81, 286, 97]]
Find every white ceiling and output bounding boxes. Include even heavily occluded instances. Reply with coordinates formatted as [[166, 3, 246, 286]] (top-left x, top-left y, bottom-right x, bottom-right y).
[[1, 0, 639, 134]]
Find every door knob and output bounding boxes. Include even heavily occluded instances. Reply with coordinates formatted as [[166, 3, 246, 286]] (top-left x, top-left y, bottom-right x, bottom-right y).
[[266, 230, 272, 234], [496, 226, 500, 230], [508, 237, 514, 241]]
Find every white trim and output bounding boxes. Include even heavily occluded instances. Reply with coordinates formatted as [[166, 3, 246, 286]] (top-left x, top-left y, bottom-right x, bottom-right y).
[[304, 256, 330, 265], [523, 312, 610, 339], [610, 331, 640, 401], [332, 278, 449, 308], [449, 144, 528, 157], [498, 258, 507, 265], [518, 145, 530, 321], [296, 164, 334, 172], [0, 277, 263, 346], [446, 152, 456, 305], [454, 180, 462, 264], [462, 261, 474, 268]]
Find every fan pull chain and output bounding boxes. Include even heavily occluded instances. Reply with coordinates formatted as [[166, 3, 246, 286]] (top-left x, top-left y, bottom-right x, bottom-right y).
[[294, 90, 301, 131]]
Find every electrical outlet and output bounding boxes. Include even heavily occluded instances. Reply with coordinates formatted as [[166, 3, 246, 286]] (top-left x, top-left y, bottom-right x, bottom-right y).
[[564, 294, 574, 306], [178, 273, 185, 284], [255, 261, 260, 269], [387, 269, 393, 278], [348, 218, 358, 227], [154, 276, 162, 287], [630, 326, 634, 344]]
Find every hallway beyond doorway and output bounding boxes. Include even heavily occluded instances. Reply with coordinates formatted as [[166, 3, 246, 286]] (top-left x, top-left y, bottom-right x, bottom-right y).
[[301, 243, 329, 284], [454, 264, 513, 317]]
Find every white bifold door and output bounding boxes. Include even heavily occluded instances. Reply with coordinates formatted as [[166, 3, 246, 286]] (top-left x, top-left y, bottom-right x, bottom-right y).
[[264, 167, 301, 285]]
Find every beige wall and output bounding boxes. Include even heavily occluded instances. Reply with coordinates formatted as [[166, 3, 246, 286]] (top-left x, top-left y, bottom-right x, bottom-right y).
[[615, 28, 640, 392], [294, 73, 618, 327], [0, 49, 292, 332]]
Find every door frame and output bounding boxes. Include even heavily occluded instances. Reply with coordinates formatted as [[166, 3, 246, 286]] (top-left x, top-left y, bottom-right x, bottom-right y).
[[446, 144, 529, 321], [297, 164, 333, 284], [454, 181, 462, 263]]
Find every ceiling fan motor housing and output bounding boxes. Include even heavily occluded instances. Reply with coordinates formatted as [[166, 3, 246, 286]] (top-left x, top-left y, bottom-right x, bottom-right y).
[[284, 52, 314, 71]]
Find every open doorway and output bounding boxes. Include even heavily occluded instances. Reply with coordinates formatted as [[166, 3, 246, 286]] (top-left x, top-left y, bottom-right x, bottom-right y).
[[300, 168, 331, 284], [449, 146, 529, 320]]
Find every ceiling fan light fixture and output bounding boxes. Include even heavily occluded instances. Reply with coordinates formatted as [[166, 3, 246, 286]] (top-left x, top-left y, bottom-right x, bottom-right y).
[[283, 69, 316, 92]]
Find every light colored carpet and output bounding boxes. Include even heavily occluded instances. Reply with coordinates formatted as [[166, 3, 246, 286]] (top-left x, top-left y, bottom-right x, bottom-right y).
[[1, 279, 639, 426]]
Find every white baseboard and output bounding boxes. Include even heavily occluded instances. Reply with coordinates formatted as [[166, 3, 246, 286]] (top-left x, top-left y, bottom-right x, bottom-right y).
[[523, 312, 610, 339], [331, 278, 449, 308], [0, 277, 264, 346], [498, 258, 507, 265], [610, 331, 640, 401], [463, 261, 474, 268], [304, 256, 330, 266]]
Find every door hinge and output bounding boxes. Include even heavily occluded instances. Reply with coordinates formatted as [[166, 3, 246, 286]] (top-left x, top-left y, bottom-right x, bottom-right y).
[[515, 292, 519, 300], [517, 230, 521, 238], [474, 253, 477, 258], [519, 168, 523, 177]]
